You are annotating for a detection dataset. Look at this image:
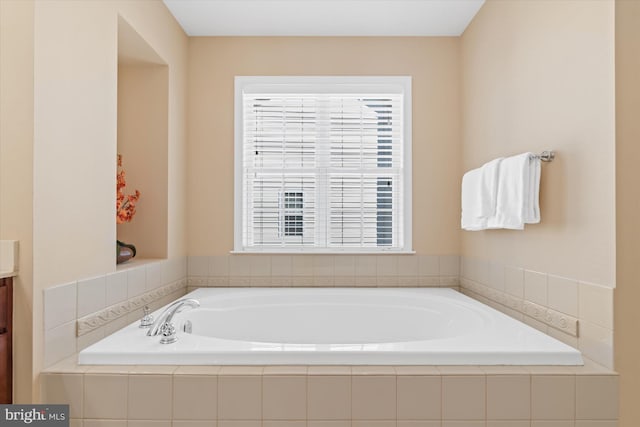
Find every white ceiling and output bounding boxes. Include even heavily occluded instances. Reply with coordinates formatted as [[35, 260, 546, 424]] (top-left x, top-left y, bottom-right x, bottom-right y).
[[163, 0, 485, 37]]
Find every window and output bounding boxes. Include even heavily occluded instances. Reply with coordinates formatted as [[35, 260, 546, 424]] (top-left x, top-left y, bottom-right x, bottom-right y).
[[234, 76, 412, 253]]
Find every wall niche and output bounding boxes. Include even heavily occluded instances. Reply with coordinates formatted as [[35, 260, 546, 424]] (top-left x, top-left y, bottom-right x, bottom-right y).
[[116, 16, 168, 261]]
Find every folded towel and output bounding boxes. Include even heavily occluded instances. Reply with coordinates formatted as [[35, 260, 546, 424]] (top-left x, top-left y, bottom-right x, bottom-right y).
[[461, 157, 503, 230], [486, 152, 541, 230]]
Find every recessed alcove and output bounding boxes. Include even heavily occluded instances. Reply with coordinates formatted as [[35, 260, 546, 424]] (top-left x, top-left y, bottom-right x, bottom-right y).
[[116, 16, 168, 261]]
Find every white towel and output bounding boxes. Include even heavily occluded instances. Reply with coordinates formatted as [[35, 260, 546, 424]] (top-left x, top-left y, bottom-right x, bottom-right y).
[[486, 152, 541, 230], [461, 158, 503, 230]]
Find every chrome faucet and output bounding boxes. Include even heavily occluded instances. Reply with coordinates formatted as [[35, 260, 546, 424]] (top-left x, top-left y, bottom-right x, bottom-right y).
[[147, 298, 200, 344]]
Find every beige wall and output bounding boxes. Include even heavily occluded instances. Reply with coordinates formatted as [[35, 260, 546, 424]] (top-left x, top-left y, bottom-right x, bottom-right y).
[[460, 0, 616, 287], [187, 37, 462, 256], [0, 0, 35, 404], [0, 0, 189, 402], [615, 0, 640, 425]]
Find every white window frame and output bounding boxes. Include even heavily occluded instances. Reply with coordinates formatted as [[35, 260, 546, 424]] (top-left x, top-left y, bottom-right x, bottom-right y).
[[234, 76, 413, 254]]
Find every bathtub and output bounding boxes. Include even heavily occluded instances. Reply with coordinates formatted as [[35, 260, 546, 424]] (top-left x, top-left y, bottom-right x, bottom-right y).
[[78, 287, 583, 365]]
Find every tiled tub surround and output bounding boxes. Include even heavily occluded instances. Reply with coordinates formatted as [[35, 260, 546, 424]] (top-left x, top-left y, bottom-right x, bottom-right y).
[[42, 360, 618, 426], [459, 257, 615, 369], [43, 257, 188, 368], [187, 254, 461, 288]]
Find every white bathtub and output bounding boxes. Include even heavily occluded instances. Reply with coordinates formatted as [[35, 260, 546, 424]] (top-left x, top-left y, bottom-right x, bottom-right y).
[[78, 288, 583, 365]]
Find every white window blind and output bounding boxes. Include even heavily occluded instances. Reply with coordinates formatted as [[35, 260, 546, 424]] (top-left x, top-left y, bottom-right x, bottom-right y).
[[235, 77, 412, 253]]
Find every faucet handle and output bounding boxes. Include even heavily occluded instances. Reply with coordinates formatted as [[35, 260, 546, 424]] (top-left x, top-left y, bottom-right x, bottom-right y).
[[159, 321, 178, 344], [139, 305, 154, 328]]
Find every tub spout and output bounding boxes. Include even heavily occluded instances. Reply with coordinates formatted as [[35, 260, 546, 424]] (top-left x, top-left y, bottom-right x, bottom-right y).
[[147, 298, 200, 344]]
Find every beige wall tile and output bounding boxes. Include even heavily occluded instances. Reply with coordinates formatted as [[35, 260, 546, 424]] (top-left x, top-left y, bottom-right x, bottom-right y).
[[442, 422, 485, 427], [397, 376, 441, 420], [218, 422, 260, 427], [308, 376, 351, 420], [398, 255, 419, 276], [398, 422, 441, 427], [145, 263, 163, 290], [84, 374, 128, 419], [263, 366, 308, 375], [173, 375, 217, 420], [352, 366, 396, 375], [334, 276, 356, 287], [262, 376, 306, 420], [314, 256, 334, 276], [395, 366, 440, 375], [174, 366, 221, 375], [579, 282, 613, 329], [334, 256, 356, 276], [77, 276, 106, 317], [487, 422, 530, 427], [418, 255, 439, 276], [40, 373, 83, 418], [292, 256, 314, 277], [131, 366, 177, 375], [579, 322, 614, 369], [575, 422, 618, 427], [576, 375, 619, 420], [271, 256, 292, 276], [229, 256, 252, 276], [356, 255, 377, 276], [250, 255, 271, 277], [263, 422, 306, 427], [44, 321, 76, 368], [188, 256, 209, 277], [531, 422, 574, 427], [505, 266, 525, 298], [442, 376, 485, 420], [377, 255, 398, 276], [308, 366, 351, 375], [127, 267, 147, 298], [356, 276, 377, 286], [105, 271, 128, 306], [313, 276, 334, 286], [44, 282, 77, 331], [127, 422, 171, 427], [474, 258, 490, 284], [128, 374, 172, 420], [547, 275, 579, 317], [531, 375, 575, 420], [210, 255, 229, 277], [352, 376, 396, 420], [437, 366, 484, 375], [440, 255, 460, 276], [352, 422, 396, 427], [308, 422, 351, 427], [524, 270, 548, 306], [489, 262, 505, 290], [172, 422, 215, 427], [83, 421, 126, 427], [218, 376, 262, 420], [486, 375, 530, 420]]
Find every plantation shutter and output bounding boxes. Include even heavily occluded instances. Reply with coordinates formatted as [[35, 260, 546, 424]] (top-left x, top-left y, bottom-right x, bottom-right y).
[[241, 91, 405, 251]]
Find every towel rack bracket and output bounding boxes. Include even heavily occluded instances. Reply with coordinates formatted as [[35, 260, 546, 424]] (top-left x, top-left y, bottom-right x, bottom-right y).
[[537, 151, 555, 162]]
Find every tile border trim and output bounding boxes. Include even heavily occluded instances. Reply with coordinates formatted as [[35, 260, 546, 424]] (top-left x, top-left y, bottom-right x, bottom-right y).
[[461, 277, 579, 337], [76, 278, 187, 337]]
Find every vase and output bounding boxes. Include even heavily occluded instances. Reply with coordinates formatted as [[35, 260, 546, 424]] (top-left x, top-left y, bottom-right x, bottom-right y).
[[116, 240, 136, 264]]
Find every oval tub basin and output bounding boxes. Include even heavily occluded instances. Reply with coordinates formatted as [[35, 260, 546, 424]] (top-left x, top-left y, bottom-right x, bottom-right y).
[[78, 288, 583, 365]]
